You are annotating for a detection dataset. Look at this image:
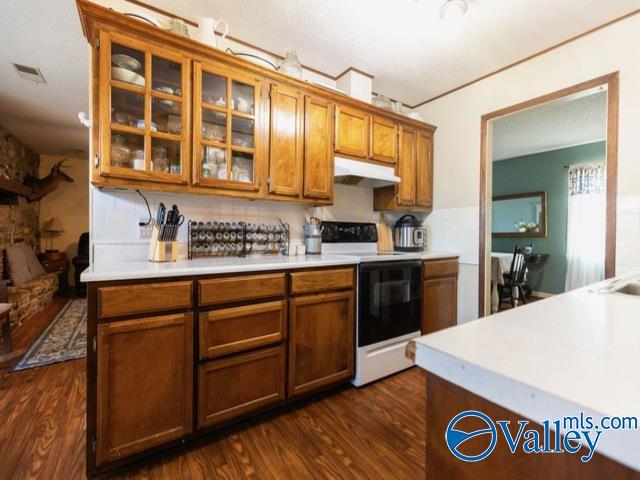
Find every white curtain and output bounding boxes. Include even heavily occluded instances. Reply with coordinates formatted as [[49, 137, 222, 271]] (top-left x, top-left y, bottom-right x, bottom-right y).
[[565, 164, 606, 291]]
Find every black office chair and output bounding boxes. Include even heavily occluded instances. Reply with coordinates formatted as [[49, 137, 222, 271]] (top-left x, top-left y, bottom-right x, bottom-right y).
[[73, 232, 89, 297], [499, 244, 532, 308]]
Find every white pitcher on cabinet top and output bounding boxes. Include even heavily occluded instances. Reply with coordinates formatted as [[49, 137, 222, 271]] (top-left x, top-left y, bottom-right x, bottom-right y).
[[194, 16, 228, 49]]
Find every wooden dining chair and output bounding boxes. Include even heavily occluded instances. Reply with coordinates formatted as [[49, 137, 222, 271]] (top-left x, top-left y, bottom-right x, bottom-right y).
[[0, 303, 12, 353], [499, 244, 533, 308], [0, 280, 23, 366]]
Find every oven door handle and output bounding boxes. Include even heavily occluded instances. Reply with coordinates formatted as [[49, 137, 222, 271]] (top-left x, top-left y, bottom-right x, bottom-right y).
[[359, 260, 422, 271]]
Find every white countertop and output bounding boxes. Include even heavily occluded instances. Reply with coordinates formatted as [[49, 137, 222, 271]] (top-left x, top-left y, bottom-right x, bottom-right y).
[[81, 250, 459, 282], [422, 251, 459, 261], [81, 254, 358, 282], [413, 273, 640, 470]]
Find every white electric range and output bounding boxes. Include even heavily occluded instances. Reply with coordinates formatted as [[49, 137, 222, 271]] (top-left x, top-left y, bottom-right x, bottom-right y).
[[321, 222, 423, 386]]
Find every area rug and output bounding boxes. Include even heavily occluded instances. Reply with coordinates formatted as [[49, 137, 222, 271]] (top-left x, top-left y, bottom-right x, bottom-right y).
[[11, 299, 87, 372]]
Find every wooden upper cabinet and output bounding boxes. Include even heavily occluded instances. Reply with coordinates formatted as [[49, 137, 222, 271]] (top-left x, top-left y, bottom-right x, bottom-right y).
[[303, 96, 334, 200], [416, 129, 433, 209], [397, 125, 417, 206], [98, 30, 191, 184], [192, 60, 263, 192], [96, 313, 193, 465], [268, 84, 304, 197], [370, 116, 398, 164], [374, 125, 433, 211], [335, 105, 370, 159], [85, 6, 436, 204]]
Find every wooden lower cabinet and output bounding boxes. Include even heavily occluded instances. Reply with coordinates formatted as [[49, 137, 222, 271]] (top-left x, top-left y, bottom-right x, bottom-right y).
[[89, 266, 357, 475], [97, 280, 193, 319], [422, 259, 458, 334], [289, 267, 354, 295], [288, 290, 355, 397], [198, 272, 286, 307], [96, 313, 193, 465], [197, 346, 286, 428]]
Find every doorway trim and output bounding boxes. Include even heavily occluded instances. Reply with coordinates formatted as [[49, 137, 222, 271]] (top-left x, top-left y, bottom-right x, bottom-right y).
[[478, 72, 619, 317]]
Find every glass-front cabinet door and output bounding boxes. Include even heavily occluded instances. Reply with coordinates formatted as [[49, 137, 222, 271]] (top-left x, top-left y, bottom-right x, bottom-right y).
[[193, 61, 262, 191], [99, 30, 190, 184]]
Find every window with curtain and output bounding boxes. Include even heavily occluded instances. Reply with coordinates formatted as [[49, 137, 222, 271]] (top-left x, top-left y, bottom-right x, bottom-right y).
[[565, 164, 606, 291]]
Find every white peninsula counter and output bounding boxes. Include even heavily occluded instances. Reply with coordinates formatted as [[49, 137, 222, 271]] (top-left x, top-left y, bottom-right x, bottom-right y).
[[413, 273, 640, 478]]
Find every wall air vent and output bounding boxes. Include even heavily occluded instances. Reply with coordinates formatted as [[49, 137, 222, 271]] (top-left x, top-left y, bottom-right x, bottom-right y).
[[13, 63, 46, 84]]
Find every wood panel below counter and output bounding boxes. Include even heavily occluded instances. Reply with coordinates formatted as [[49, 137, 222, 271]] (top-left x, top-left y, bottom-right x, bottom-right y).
[[425, 373, 638, 479]]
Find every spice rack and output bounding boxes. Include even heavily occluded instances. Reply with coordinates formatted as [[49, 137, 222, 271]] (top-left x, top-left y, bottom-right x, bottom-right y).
[[188, 220, 289, 259]]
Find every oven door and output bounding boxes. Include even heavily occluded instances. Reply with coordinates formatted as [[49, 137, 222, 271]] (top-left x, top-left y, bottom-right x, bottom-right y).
[[358, 260, 422, 347]]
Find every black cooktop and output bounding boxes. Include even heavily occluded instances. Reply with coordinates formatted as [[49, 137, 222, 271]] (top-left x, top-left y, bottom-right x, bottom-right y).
[[321, 221, 378, 243]]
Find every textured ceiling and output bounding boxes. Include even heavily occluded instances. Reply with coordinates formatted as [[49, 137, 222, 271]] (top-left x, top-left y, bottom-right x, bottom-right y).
[[0, 0, 637, 155], [143, 0, 640, 105], [492, 90, 607, 161], [0, 0, 88, 156]]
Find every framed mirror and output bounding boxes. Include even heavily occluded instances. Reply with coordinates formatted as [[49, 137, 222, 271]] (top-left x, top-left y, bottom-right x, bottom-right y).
[[492, 191, 547, 237]]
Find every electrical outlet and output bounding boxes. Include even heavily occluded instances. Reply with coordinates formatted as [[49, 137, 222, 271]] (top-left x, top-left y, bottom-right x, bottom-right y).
[[139, 219, 154, 239]]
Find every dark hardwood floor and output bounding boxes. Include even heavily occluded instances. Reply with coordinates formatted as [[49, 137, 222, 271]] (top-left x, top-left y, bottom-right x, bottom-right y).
[[0, 299, 426, 479]]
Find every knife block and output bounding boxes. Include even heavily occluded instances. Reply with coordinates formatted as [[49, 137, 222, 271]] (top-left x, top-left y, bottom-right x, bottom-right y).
[[147, 225, 178, 262]]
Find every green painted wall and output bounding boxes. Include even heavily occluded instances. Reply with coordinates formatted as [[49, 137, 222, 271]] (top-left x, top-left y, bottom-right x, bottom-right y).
[[492, 141, 605, 294]]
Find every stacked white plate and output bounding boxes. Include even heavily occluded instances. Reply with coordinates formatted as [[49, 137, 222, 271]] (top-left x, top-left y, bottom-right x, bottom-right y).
[[112, 54, 145, 87]]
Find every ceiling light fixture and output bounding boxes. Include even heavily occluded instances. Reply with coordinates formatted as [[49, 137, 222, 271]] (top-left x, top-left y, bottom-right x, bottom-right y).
[[439, 0, 468, 34]]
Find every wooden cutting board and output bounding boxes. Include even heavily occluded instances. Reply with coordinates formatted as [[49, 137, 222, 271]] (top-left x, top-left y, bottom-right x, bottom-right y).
[[377, 216, 394, 252]]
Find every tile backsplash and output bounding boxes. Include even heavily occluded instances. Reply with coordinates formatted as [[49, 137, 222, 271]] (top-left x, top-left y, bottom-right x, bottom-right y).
[[616, 195, 640, 275], [91, 184, 384, 263]]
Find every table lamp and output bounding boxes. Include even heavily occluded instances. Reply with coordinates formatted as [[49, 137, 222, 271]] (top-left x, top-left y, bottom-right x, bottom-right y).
[[43, 217, 65, 256]]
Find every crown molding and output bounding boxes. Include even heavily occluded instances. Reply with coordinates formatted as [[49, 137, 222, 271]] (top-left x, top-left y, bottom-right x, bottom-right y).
[[411, 8, 640, 109]]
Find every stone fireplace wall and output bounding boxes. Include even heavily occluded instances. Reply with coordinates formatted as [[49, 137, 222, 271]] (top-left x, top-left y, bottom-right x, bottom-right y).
[[0, 123, 40, 277]]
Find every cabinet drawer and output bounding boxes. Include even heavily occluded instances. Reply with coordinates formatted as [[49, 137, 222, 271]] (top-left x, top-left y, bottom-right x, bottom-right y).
[[198, 273, 286, 306], [197, 346, 285, 429], [290, 268, 354, 295], [423, 259, 458, 279], [98, 281, 193, 319], [199, 301, 286, 360]]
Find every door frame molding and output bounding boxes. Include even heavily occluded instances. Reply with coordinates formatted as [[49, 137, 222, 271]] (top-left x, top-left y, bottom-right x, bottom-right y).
[[478, 72, 619, 317]]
